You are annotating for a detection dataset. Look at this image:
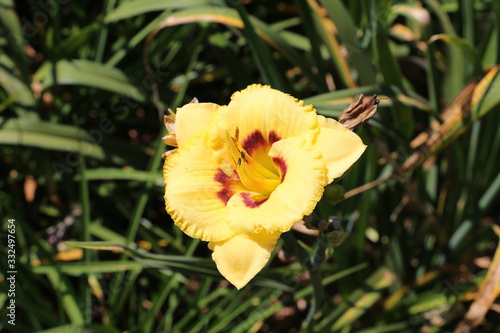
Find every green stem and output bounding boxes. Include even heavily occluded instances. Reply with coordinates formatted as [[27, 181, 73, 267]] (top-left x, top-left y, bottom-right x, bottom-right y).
[[311, 235, 329, 302], [94, 0, 116, 62], [283, 232, 328, 331], [78, 131, 91, 323], [303, 234, 329, 330]]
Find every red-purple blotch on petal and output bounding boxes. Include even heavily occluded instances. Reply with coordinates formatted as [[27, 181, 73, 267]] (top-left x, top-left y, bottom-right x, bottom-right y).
[[240, 192, 268, 208], [268, 131, 281, 145], [242, 130, 267, 155], [272, 157, 287, 182], [217, 188, 232, 205], [214, 169, 233, 205]]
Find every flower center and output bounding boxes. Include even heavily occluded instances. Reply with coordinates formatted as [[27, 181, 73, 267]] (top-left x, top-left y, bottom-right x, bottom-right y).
[[226, 128, 281, 196]]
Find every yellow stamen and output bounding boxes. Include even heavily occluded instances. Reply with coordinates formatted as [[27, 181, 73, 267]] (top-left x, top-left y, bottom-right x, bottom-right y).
[[226, 129, 280, 195]]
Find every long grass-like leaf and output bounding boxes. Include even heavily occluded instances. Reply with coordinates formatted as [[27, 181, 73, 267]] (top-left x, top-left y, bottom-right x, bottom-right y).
[[104, 0, 212, 22], [34, 324, 120, 333], [306, 0, 356, 89], [233, 1, 287, 91], [425, 0, 468, 101], [76, 167, 162, 182], [294, 0, 328, 90], [316, 267, 395, 332], [0, 0, 29, 79], [0, 54, 37, 118], [429, 34, 482, 77], [318, 0, 376, 85], [34, 59, 146, 102], [0, 118, 105, 158], [149, 6, 324, 89], [403, 65, 500, 173], [44, 268, 84, 324]]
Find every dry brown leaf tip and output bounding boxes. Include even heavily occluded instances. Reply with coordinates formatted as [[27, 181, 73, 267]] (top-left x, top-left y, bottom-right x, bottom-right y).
[[339, 94, 379, 130]]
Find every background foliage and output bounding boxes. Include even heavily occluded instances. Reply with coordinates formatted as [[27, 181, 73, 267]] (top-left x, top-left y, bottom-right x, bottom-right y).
[[1, 0, 500, 332]]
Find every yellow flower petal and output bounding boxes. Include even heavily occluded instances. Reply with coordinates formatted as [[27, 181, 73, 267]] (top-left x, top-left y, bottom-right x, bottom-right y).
[[315, 115, 367, 183], [221, 85, 319, 149], [208, 230, 281, 289], [175, 102, 220, 147], [164, 133, 240, 242], [226, 137, 327, 235]]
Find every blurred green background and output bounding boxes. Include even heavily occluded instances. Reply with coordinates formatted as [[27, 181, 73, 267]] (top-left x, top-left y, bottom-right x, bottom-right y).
[[1, 0, 500, 332]]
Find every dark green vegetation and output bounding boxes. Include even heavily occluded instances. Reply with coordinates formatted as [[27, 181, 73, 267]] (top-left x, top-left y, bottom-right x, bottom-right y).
[[1, 0, 500, 332]]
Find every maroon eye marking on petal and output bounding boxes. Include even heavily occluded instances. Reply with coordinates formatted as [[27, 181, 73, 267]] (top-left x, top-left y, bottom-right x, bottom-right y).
[[217, 188, 232, 205], [268, 131, 281, 145], [272, 157, 287, 182], [214, 169, 233, 205], [242, 130, 267, 155], [240, 192, 268, 208], [215, 169, 231, 186]]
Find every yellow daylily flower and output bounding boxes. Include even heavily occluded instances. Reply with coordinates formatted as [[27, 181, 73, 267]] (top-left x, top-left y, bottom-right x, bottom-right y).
[[163, 84, 366, 289]]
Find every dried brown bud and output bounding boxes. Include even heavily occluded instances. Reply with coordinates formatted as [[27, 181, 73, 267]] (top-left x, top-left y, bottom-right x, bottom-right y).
[[162, 115, 177, 147], [338, 94, 379, 130]]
